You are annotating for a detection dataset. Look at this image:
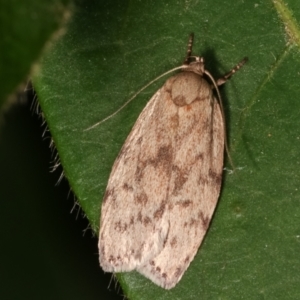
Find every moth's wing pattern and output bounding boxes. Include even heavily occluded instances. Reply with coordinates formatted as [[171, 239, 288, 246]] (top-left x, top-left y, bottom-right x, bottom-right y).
[[99, 87, 176, 272], [99, 71, 224, 289], [136, 74, 224, 289]]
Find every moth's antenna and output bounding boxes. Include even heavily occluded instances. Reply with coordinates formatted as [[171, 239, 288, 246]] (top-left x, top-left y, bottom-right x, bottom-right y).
[[84, 65, 188, 131], [216, 57, 248, 86], [183, 33, 194, 65], [205, 57, 248, 169], [204, 70, 234, 169]]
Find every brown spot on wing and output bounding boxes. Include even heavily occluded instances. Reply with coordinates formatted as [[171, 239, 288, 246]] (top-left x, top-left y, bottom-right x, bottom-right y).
[[181, 200, 193, 208], [108, 255, 115, 264], [137, 137, 143, 144], [135, 165, 144, 182], [103, 188, 115, 204], [172, 165, 189, 195], [175, 199, 193, 208], [123, 183, 133, 191], [171, 152, 206, 195], [170, 237, 177, 247], [198, 175, 209, 186], [134, 145, 173, 183], [155, 146, 173, 169], [198, 211, 210, 230], [173, 94, 188, 106], [143, 216, 152, 226], [189, 218, 200, 227], [195, 153, 204, 161], [184, 256, 190, 263], [135, 191, 148, 205], [129, 216, 134, 226], [209, 168, 222, 185], [114, 221, 127, 233], [154, 202, 166, 219], [174, 267, 183, 278], [170, 114, 179, 128]]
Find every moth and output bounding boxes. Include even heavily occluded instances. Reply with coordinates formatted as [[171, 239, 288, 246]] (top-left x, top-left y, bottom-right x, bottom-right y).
[[98, 33, 247, 289]]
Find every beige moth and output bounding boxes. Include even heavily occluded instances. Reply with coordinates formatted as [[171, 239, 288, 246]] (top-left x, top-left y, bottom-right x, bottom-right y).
[[98, 33, 247, 289]]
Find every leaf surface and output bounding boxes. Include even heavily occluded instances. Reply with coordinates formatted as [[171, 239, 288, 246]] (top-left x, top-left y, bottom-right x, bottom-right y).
[[34, 0, 300, 298]]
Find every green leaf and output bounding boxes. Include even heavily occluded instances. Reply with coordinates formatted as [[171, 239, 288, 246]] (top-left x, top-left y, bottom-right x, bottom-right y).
[[0, 0, 71, 108], [33, 0, 300, 298]]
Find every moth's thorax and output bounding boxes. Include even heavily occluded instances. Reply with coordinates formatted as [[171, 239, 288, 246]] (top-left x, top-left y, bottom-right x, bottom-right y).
[[165, 71, 212, 106], [183, 57, 205, 75]]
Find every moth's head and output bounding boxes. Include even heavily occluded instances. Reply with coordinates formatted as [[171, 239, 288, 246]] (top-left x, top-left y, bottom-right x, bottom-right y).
[[182, 56, 205, 76]]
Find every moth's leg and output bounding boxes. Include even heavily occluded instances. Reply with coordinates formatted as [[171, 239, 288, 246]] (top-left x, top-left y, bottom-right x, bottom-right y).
[[216, 57, 248, 86], [183, 33, 194, 65]]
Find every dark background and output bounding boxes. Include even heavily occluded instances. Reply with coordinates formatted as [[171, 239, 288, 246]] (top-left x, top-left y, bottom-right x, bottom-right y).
[[0, 89, 123, 299]]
